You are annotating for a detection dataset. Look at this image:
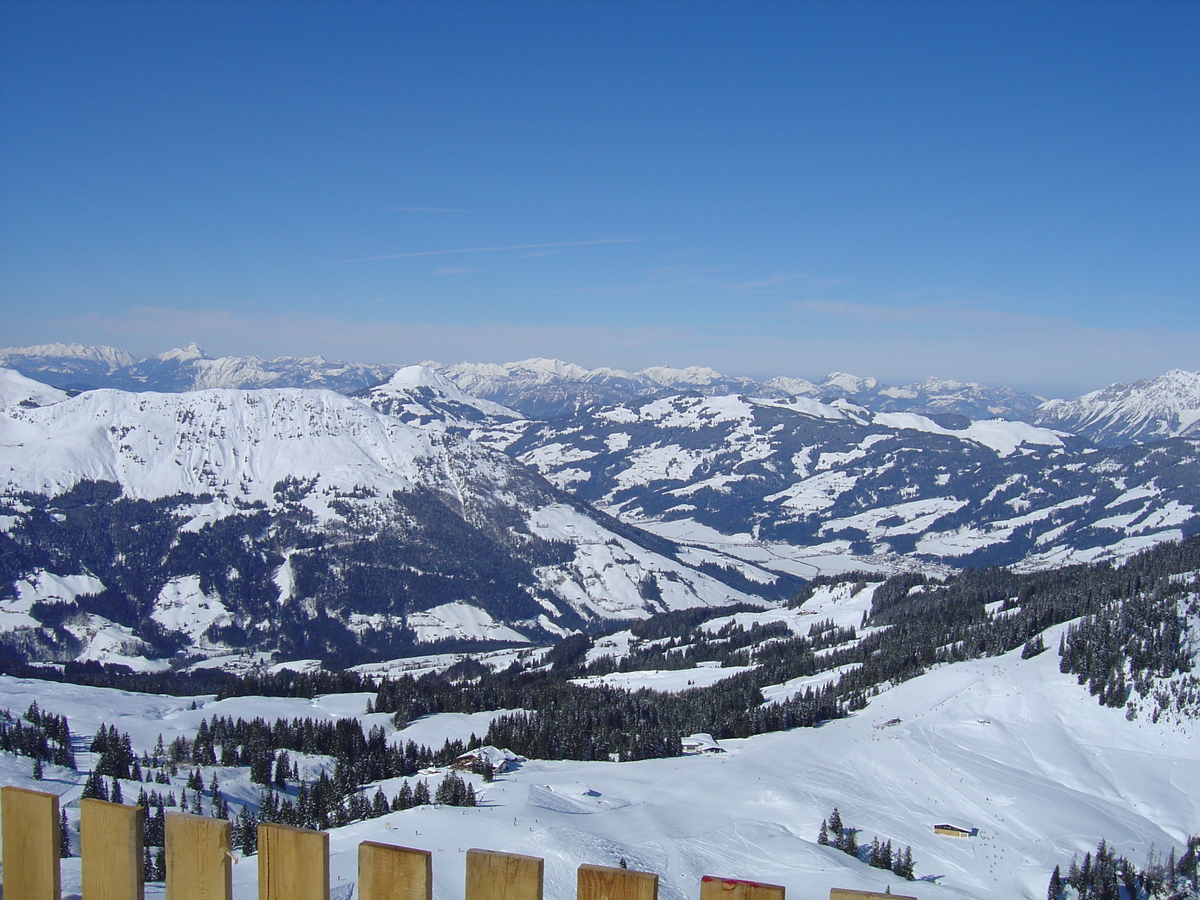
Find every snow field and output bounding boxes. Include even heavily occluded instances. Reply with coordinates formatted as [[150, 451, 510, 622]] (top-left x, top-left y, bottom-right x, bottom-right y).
[[3, 617, 1195, 900]]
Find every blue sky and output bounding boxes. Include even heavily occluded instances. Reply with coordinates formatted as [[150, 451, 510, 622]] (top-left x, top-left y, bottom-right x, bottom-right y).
[[1, 1, 1196, 396]]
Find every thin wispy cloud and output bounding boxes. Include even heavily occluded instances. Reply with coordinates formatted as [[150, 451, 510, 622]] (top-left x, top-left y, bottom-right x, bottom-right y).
[[790, 298, 928, 322], [545, 264, 728, 296], [327, 238, 637, 265], [385, 207, 467, 212], [721, 272, 803, 293], [543, 277, 716, 296], [431, 266, 475, 275]]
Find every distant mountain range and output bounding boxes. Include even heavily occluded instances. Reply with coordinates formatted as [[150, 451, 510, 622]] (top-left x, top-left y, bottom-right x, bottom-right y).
[[6, 342, 1200, 446], [0, 342, 393, 394], [2, 342, 1199, 670]]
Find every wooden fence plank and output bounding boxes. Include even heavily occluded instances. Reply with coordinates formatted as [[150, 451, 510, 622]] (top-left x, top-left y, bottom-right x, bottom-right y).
[[257, 821, 330, 900], [358, 841, 432, 900], [699, 875, 786, 900], [578, 863, 659, 900], [80, 797, 145, 900], [829, 889, 918, 900], [1, 786, 61, 900], [465, 848, 544, 900], [165, 812, 232, 900]]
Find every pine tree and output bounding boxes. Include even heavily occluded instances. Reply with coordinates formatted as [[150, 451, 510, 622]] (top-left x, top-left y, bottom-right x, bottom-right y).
[[413, 779, 431, 806], [893, 846, 914, 881], [818, 820, 829, 845], [237, 807, 258, 856], [59, 808, 72, 858], [33, 757, 44, 780], [1047, 864, 1062, 900], [828, 808, 844, 850], [393, 781, 414, 811], [372, 789, 389, 818], [111, 778, 123, 804]]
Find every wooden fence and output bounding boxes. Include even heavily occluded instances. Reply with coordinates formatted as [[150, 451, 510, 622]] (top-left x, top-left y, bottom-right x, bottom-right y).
[[1, 787, 915, 900]]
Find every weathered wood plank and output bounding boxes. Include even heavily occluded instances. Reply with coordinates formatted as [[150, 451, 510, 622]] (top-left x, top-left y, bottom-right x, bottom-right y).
[[829, 889, 918, 900], [699, 874, 786, 900], [578, 863, 659, 900], [165, 812, 232, 900], [358, 841, 432, 900], [80, 797, 145, 900], [464, 848, 544, 900], [1, 786, 61, 900], [257, 821, 330, 900]]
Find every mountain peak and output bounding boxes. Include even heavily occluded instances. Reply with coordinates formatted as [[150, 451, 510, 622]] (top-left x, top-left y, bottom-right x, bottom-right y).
[[154, 342, 208, 363], [821, 372, 878, 393], [1035, 369, 1200, 445], [383, 364, 460, 393]]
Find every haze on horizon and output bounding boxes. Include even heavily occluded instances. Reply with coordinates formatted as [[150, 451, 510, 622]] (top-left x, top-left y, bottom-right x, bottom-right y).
[[1, 1, 1197, 398]]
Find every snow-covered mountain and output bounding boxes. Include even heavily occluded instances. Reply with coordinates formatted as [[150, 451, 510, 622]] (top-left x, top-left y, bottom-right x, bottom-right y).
[[0, 368, 69, 411], [0, 343, 396, 394], [763, 373, 1046, 422], [430, 358, 757, 418], [0, 375, 789, 669], [475, 391, 1199, 572], [2, 343, 1045, 423], [1034, 369, 1200, 446], [358, 365, 521, 429], [0, 342, 136, 387], [432, 359, 1044, 422]]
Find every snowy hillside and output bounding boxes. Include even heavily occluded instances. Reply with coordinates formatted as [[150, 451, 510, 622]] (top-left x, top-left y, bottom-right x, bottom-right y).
[[0, 367, 69, 411], [757, 373, 1044, 422], [0, 378, 785, 668], [360, 365, 521, 429], [478, 391, 1199, 573], [1, 601, 1196, 900], [1035, 370, 1200, 447]]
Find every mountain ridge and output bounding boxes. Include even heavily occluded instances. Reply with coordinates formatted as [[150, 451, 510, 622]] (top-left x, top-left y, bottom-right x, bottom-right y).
[[9, 342, 1199, 447], [0, 378, 788, 669]]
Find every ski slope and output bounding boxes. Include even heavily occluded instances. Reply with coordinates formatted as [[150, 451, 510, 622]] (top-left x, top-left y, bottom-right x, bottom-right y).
[[1, 630, 1195, 900]]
